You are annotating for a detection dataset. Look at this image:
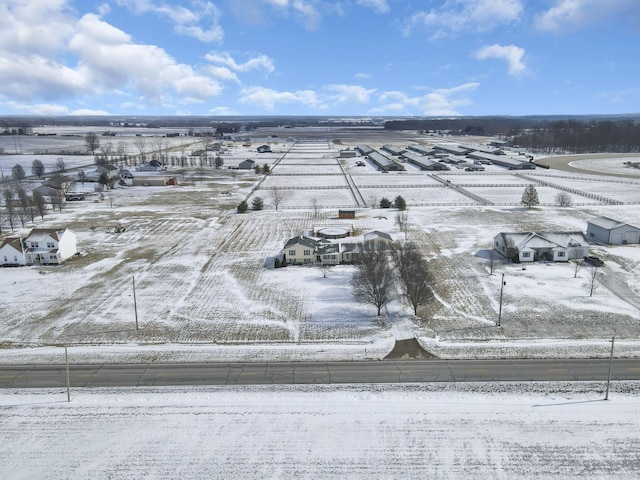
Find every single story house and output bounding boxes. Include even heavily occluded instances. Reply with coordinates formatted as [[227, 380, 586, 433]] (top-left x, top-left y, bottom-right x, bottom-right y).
[[238, 159, 256, 170], [493, 231, 589, 263], [257, 145, 272, 153], [138, 160, 164, 172], [586, 217, 640, 245], [42, 175, 73, 192], [0, 237, 27, 266]]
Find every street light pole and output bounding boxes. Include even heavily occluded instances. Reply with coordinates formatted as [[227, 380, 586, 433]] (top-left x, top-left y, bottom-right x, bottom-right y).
[[133, 275, 139, 331], [497, 273, 506, 327], [605, 336, 615, 400]]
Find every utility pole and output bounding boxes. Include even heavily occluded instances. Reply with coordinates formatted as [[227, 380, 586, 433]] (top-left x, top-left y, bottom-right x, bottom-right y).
[[605, 336, 615, 400], [64, 345, 71, 402], [133, 275, 139, 331], [497, 273, 506, 327]]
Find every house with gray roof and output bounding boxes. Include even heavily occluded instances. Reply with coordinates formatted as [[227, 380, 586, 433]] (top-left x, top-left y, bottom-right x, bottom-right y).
[[493, 231, 590, 263], [587, 217, 640, 245]]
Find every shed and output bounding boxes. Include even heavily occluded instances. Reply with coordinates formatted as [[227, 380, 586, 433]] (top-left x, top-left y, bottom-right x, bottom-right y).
[[587, 217, 640, 245], [339, 209, 356, 219], [132, 176, 171, 186], [238, 159, 256, 170]]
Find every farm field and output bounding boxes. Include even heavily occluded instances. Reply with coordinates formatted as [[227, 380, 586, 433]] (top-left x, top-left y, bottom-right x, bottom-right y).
[[1, 382, 639, 480], [2, 127, 640, 363]]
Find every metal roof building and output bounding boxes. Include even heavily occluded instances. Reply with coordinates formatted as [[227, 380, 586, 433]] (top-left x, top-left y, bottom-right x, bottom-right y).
[[400, 151, 450, 171], [356, 144, 375, 156], [367, 152, 405, 171], [407, 144, 436, 156], [381, 144, 406, 156], [467, 151, 535, 170]]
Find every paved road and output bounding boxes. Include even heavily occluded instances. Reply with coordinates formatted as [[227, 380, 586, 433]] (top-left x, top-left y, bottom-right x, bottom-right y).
[[1, 359, 639, 388]]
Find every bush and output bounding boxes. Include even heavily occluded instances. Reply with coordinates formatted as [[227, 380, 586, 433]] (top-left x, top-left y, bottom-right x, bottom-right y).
[[237, 200, 248, 213], [251, 197, 264, 210], [379, 197, 392, 208], [394, 195, 406, 210]]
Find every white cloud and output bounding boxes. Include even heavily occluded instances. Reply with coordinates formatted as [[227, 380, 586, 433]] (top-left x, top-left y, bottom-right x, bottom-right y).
[[355, 73, 372, 79], [208, 106, 240, 115], [116, 0, 223, 42], [356, 0, 390, 14], [239, 86, 320, 110], [204, 52, 275, 75], [3, 101, 71, 116], [374, 83, 480, 115], [293, 0, 322, 30], [68, 13, 222, 102], [535, 0, 639, 32], [474, 44, 527, 76], [324, 84, 376, 104], [404, 0, 523, 38], [71, 108, 111, 115]]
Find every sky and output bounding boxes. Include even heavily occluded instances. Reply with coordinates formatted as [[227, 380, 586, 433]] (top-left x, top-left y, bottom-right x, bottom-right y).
[[1, 0, 640, 117]]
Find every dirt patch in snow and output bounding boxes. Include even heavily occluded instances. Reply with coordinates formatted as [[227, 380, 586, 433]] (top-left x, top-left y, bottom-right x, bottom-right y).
[[384, 338, 439, 359]]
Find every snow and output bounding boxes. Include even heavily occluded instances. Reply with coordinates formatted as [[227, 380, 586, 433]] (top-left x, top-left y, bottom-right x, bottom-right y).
[[1, 382, 639, 479]]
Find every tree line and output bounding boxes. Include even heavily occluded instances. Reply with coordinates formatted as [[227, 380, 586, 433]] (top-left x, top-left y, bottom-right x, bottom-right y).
[[507, 119, 640, 153]]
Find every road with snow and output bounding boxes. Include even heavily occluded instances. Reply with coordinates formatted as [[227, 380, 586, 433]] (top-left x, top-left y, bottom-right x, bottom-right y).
[[1, 358, 639, 388]]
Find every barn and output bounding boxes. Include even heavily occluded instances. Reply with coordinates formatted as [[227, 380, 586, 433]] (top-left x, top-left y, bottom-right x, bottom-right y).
[[586, 217, 640, 245]]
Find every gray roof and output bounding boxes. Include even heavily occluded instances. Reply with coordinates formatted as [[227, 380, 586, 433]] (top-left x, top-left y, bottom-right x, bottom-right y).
[[284, 235, 318, 249], [588, 216, 636, 230]]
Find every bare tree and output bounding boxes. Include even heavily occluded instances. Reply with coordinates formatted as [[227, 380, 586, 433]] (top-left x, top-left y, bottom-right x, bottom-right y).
[[32, 190, 46, 219], [16, 187, 32, 226], [11, 164, 25, 184], [134, 136, 147, 161], [556, 191, 572, 207], [391, 242, 433, 315], [55, 157, 66, 173], [3, 186, 16, 231], [77, 170, 87, 185], [85, 132, 100, 155], [99, 141, 113, 164], [395, 210, 409, 238], [521, 184, 539, 209], [310, 197, 321, 218], [351, 246, 394, 316], [269, 187, 288, 211], [572, 259, 580, 278], [117, 141, 128, 166], [589, 266, 599, 297], [31, 159, 45, 179], [50, 188, 65, 213]]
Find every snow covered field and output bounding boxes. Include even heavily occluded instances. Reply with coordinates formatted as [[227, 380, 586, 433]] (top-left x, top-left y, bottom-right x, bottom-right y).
[[2, 129, 640, 364], [1, 382, 639, 479]]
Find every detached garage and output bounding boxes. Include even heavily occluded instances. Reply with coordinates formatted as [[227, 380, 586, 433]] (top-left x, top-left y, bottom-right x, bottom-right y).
[[587, 217, 640, 245]]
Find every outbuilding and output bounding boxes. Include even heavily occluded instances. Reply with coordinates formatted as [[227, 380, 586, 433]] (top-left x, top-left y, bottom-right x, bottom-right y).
[[587, 217, 640, 245]]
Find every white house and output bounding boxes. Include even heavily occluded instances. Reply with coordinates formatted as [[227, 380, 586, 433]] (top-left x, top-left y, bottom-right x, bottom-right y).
[[493, 232, 589, 263], [0, 237, 27, 266], [586, 217, 640, 245], [24, 228, 77, 265], [283, 236, 318, 265]]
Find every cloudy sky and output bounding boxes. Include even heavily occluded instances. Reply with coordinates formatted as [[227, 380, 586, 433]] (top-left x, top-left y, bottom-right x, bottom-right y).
[[1, 0, 639, 117]]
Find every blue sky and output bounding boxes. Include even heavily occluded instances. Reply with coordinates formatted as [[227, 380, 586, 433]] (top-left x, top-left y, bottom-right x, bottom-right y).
[[1, 0, 639, 117]]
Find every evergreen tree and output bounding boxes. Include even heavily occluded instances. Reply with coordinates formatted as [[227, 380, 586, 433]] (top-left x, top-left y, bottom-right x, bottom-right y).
[[237, 200, 248, 213], [521, 184, 539, 209], [251, 196, 264, 210]]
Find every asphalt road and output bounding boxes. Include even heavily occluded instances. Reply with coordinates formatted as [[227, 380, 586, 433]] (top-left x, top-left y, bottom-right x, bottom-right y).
[[1, 359, 639, 388]]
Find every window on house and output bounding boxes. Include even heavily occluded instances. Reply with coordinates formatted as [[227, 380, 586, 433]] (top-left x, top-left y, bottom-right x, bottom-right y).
[[522, 252, 531, 258], [304, 250, 311, 256], [3, 256, 6, 262], [13, 256, 17, 262], [289, 250, 295, 256], [47, 242, 55, 248], [557, 252, 565, 257], [33, 242, 39, 248], [589, 232, 595, 237]]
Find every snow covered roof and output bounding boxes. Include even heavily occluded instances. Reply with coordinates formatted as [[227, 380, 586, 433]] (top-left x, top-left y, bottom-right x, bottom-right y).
[[588, 216, 637, 230]]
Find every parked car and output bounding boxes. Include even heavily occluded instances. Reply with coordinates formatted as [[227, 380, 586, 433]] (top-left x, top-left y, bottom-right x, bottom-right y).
[[355, 161, 365, 166], [584, 256, 604, 267]]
